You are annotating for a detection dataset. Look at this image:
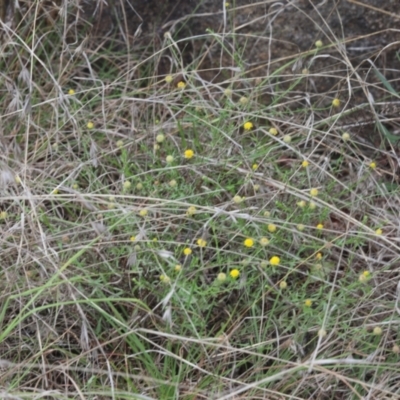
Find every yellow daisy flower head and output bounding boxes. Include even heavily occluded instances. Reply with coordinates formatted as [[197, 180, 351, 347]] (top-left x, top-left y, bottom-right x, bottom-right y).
[[259, 237, 269, 246], [139, 208, 148, 217], [186, 206, 197, 216], [230, 269, 240, 279], [316, 223, 324, 230], [165, 75, 173, 84], [183, 247, 192, 256], [279, 281, 287, 290], [197, 238, 207, 247], [87, 121, 94, 129], [297, 200, 306, 208], [302, 160, 309, 168], [217, 272, 227, 282], [316, 252, 323, 260], [332, 98, 341, 108], [310, 188, 319, 197], [184, 149, 194, 159], [224, 88, 232, 97], [297, 224, 305, 231], [0, 211, 8, 219], [267, 223, 277, 233], [68, 89, 75, 95], [177, 81, 186, 89], [342, 132, 350, 141], [166, 155, 174, 163], [283, 135, 291, 143], [315, 40, 323, 48], [304, 299, 312, 307], [243, 121, 254, 131], [239, 96, 248, 105], [375, 228, 382, 235], [252, 163, 258, 171], [269, 256, 280, 266], [373, 326, 382, 336], [130, 236, 136, 242], [269, 127, 278, 136], [369, 161, 377, 169], [233, 195, 243, 204], [174, 264, 182, 272], [318, 328, 327, 338], [156, 134, 165, 143], [244, 238, 254, 248], [160, 275, 171, 284]]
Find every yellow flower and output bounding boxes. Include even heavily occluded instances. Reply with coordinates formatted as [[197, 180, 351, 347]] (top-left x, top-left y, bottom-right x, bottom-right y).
[[304, 299, 312, 307], [297, 200, 306, 208], [0, 211, 7, 219], [310, 188, 319, 197], [259, 237, 269, 246], [279, 281, 287, 290], [233, 195, 243, 204], [375, 228, 382, 235], [186, 206, 197, 216], [184, 149, 194, 159], [177, 81, 186, 89], [269, 127, 278, 135], [130, 236, 136, 242], [332, 98, 341, 107], [224, 88, 232, 97], [252, 163, 258, 171], [243, 121, 254, 131], [373, 326, 382, 336], [244, 238, 254, 248], [283, 135, 291, 143], [174, 264, 182, 272], [309, 201, 317, 210], [267, 223, 277, 233], [369, 161, 377, 169], [116, 140, 124, 148], [230, 269, 240, 279], [166, 155, 174, 163], [165, 75, 173, 84], [197, 238, 207, 247], [160, 275, 171, 284], [315, 40, 323, 48], [68, 89, 75, 95], [253, 184, 260, 191], [87, 121, 94, 129], [156, 134, 165, 143], [269, 256, 280, 266], [302, 160, 309, 168], [217, 272, 227, 282], [169, 179, 177, 187], [297, 224, 305, 231], [239, 96, 248, 105], [342, 132, 350, 141], [316, 252, 322, 260], [183, 247, 192, 256], [123, 181, 131, 190], [316, 223, 324, 230], [263, 211, 270, 217], [139, 208, 148, 217], [318, 329, 327, 338]]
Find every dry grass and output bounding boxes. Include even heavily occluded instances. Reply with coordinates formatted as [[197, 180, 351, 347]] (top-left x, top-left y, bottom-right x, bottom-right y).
[[1, 1, 400, 399]]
